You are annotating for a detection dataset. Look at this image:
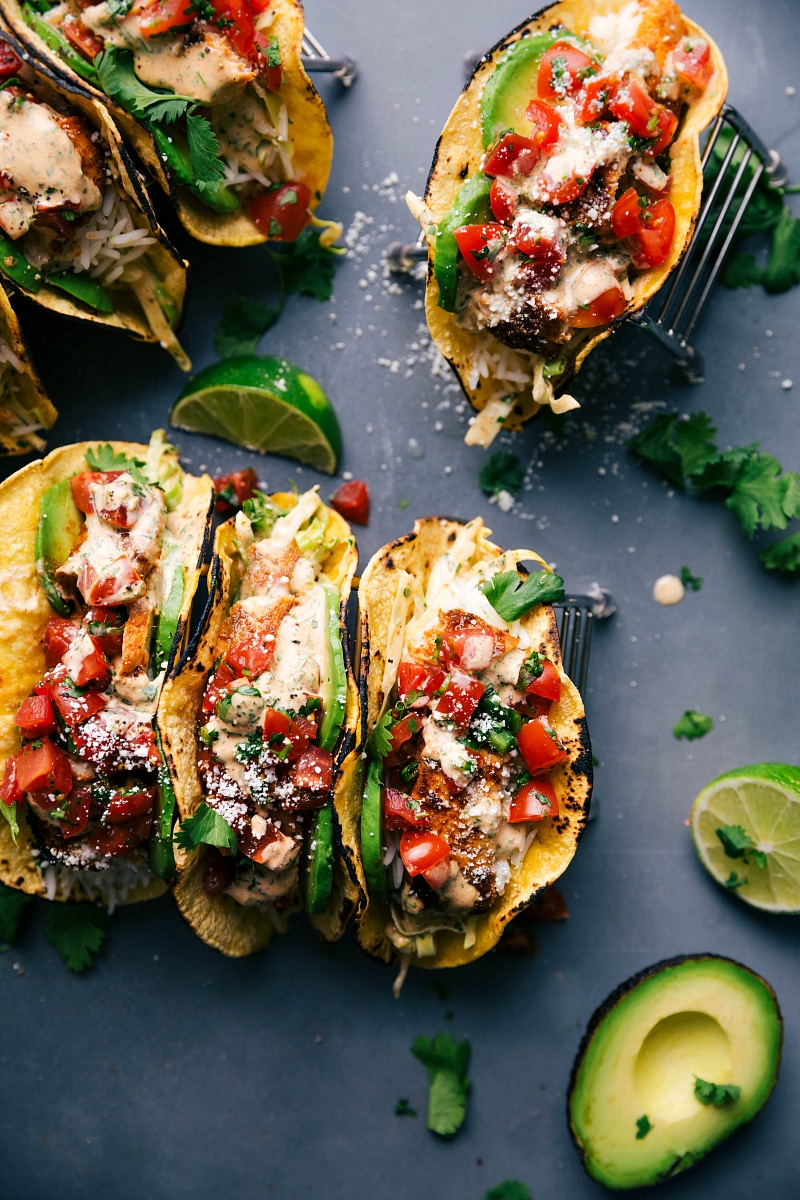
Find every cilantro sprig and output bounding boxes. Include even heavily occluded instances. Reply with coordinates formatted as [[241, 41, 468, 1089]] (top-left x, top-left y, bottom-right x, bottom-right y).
[[716, 824, 766, 870], [479, 568, 565, 622], [175, 802, 237, 854], [482, 1184, 531, 1200], [411, 1032, 471, 1138], [672, 711, 714, 741], [44, 904, 110, 973], [635, 1114, 652, 1139], [478, 450, 524, 500], [628, 412, 800, 571], [694, 1078, 741, 1107]]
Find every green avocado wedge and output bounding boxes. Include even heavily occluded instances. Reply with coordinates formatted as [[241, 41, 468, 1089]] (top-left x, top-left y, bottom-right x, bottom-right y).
[[35, 478, 82, 616], [361, 756, 388, 903], [303, 804, 334, 915], [568, 955, 783, 1190], [434, 173, 492, 312]]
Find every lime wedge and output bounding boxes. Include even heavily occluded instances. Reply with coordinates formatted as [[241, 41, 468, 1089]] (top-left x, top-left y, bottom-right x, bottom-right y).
[[690, 763, 800, 913], [170, 355, 341, 473]]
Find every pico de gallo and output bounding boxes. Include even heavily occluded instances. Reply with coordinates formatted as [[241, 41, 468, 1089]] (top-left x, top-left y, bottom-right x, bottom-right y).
[[361, 519, 570, 960], [426, 0, 714, 361], [15, 0, 314, 234], [179, 486, 351, 914], [0, 433, 202, 895]]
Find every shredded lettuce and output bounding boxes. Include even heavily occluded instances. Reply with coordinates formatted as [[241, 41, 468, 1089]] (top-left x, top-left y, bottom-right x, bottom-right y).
[[295, 514, 335, 564], [144, 429, 183, 510], [242, 490, 288, 537]]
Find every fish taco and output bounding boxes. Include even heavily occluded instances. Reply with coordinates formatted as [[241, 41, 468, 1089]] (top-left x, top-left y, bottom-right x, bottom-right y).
[[346, 516, 592, 971], [0, 432, 213, 904], [408, 0, 727, 446], [0, 284, 56, 455], [159, 486, 360, 956]]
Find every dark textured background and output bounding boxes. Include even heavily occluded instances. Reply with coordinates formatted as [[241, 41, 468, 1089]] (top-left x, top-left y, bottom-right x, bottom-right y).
[[1, 1, 799, 1196]]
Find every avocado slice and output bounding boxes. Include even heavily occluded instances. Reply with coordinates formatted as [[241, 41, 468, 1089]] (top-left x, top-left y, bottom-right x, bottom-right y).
[[433, 173, 492, 313], [303, 803, 334, 914], [154, 532, 185, 670], [318, 582, 347, 753], [35, 478, 83, 616], [149, 729, 177, 881], [568, 954, 783, 1189], [361, 756, 388, 902]]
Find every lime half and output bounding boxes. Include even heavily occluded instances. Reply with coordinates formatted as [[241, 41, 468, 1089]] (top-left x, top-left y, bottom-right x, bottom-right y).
[[170, 355, 341, 473], [690, 763, 800, 913]]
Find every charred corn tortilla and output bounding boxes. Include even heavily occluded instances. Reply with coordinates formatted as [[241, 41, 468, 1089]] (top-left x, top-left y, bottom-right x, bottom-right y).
[[1, 0, 332, 247], [0, 440, 213, 902], [347, 516, 592, 970], [416, 0, 728, 442], [160, 493, 360, 957], [0, 285, 56, 455]]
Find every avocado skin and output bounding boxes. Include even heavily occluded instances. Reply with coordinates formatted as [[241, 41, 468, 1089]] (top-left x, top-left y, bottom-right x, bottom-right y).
[[567, 954, 783, 1189]]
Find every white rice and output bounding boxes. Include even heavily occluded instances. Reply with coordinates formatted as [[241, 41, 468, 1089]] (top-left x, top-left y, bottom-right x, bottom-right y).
[[69, 187, 155, 285], [465, 332, 535, 391], [0, 338, 24, 373], [41, 856, 155, 913]]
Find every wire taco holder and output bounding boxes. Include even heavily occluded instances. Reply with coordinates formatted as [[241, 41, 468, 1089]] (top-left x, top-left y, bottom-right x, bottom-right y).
[[301, 28, 358, 87]]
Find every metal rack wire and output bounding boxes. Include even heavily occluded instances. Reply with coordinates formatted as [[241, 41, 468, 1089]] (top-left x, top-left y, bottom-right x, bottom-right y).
[[301, 28, 358, 86], [556, 589, 616, 698]]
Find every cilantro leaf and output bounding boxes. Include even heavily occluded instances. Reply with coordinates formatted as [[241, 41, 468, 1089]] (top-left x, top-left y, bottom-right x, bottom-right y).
[[715, 824, 765, 868], [44, 904, 110, 972], [482, 1184, 531, 1200], [479, 569, 564, 622], [394, 1097, 417, 1117], [763, 205, 800, 293], [694, 1078, 741, 1107], [478, 450, 524, 499], [635, 1114, 652, 1139], [680, 566, 703, 591], [691, 443, 759, 492], [760, 531, 800, 573], [367, 711, 394, 760], [174, 802, 237, 853], [627, 412, 718, 489], [267, 227, 343, 302], [672, 710, 714, 741], [215, 295, 280, 359], [85, 443, 144, 473], [724, 453, 800, 537], [721, 250, 764, 289], [724, 871, 749, 890], [411, 1032, 471, 1138], [0, 882, 32, 942], [186, 113, 225, 188], [97, 48, 193, 123], [0, 800, 19, 845]]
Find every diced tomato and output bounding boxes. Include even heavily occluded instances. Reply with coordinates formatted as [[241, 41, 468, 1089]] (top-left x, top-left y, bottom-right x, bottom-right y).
[[85, 607, 126, 657], [538, 40, 596, 99], [0, 43, 23, 79], [58, 787, 91, 840], [389, 713, 422, 753], [43, 616, 77, 668], [247, 824, 283, 864], [293, 712, 319, 740], [15, 694, 57, 739], [290, 745, 333, 791], [250, 0, 271, 11], [673, 39, 712, 90], [138, 0, 192, 37], [14, 739, 72, 796], [46, 665, 108, 726], [612, 188, 676, 269], [382, 787, 427, 831], [0, 758, 21, 806], [249, 182, 312, 242], [648, 106, 678, 156], [396, 663, 446, 703], [569, 285, 626, 327], [512, 215, 566, 269], [210, 0, 255, 58], [489, 178, 517, 224], [484, 132, 541, 180], [399, 830, 450, 877], [254, 30, 282, 90], [520, 693, 553, 718], [202, 846, 236, 894], [525, 99, 562, 150], [435, 670, 486, 730], [70, 470, 122, 515], [213, 467, 258, 514], [609, 76, 657, 137], [509, 776, 559, 822], [611, 187, 647, 238], [453, 632, 495, 672], [77, 557, 142, 607], [70, 635, 111, 688], [539, 169, 592, 205], [422, 855, 451, 891], [105, 787, 155, 824], [227, 638, 275, 678], [517, 717, 567, 774], [92, 813, 152, 857], [61, 14, 103, 59], [526, 659, 561, 703], [575, 76, 613, 125], [454, 224, 508, 282], [202, 661, 237, 714], [330, 479, 370, 526], [263, 708, 309, 762]]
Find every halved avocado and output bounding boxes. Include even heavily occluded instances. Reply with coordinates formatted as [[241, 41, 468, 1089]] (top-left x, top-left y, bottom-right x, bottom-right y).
[[568, 955, 782, 1189]]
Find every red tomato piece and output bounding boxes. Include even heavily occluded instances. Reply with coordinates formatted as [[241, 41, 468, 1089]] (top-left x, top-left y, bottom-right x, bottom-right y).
[[611, 187, 647, 238], [538, 170, 592, 205], [484, 132, 541, 180], [254, 31, 282, 90], [382, 787, 428, 831], [0, 758, 21, 806], [92, 814, 151, 858], [293, 712, 319, 740], [647, 106, 678, 157], [569, 285, 626, 328], [290, 745, 333, 791], [396, 663, 446, 703], [525, 99, 562, 150], [210, 0, 255, 57], [77, 558, 142, 607], [389, 713, 422, 753], [247, 824, 283, 864], [538, 40, 596, 99], [509, 776, 559, 823], [489, 178, 517, 224], [435, 670, 486, 730], [47, 665, 109, 726], [15, 694, 57, 739], [330, 479, 370, 525], [673, 39, 712, 90], [71, 635, 111, 688], [43, 616, 78, 667], [58, 787, 91, 840], [575, 76, 613, 125], [70, 470, 121, 515], [0, 43, 23, 79], [227, 638, 275, 678], [213, 467, 258, 513], [138, 0, 192, 36], [14, 739, 73, 796], [202, 661, 237, 714], [422, 855, 451, 891], [263, 708, 309, 762], [85, 607, 126, 657], [612, 188, 675, 268], [526, 659, 561, 703], [105, 787, 156, 824], [454, 223, 508, 282], [520, 693, 553, 718], [453, 631, 495, 672], [517, 717, 567, 774], [202, 847, 236, 895], [609, 76, 660, 138], [399, 830, 450, 877], [512, 215, 566, 266], [62, 15, 103, 59], [249, 182, 311, 242], [250, 0, 271, 11]]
